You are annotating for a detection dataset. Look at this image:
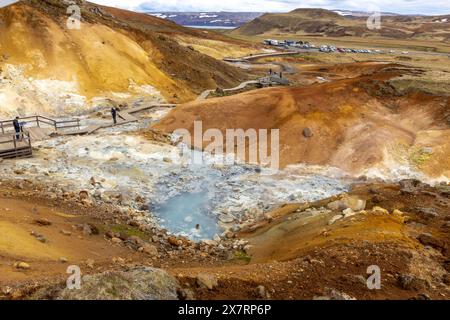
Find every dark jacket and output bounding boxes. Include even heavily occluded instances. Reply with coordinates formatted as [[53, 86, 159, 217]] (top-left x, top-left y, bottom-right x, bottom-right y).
[[13, 119, 20, 132], [111, 108, 117, 117]]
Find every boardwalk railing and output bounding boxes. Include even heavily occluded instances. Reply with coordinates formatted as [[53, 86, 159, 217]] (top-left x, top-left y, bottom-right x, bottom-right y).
[[0, 132, 32, 159], [0, 115, 80, 134]]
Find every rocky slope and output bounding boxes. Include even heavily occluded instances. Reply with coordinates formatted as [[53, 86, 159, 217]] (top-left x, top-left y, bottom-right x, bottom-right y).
[[0, 0, 249, 117], [154, 62, 450, 181], [2, 178, 449, 300], [232, 8, 450, 41]]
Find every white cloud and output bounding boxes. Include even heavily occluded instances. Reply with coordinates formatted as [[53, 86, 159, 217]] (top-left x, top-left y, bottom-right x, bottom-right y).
[[91, 0, 450, 15], [0, 0, 20, 9]]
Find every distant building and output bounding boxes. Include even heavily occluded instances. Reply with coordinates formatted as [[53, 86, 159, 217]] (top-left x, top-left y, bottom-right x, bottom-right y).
[[263, 39, 279, 46]]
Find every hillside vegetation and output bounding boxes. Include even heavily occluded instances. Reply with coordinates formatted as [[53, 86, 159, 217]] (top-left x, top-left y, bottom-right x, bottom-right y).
[[233, 8, 450, 42]]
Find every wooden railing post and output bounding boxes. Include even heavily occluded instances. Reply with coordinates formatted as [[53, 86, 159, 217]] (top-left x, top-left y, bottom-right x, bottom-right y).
[[36, 116, 40, 128]]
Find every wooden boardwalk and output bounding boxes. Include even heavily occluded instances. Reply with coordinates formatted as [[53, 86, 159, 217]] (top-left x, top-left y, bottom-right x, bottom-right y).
[[61, 104, 176, 136], [0, 133, 32, 159], [0, 104, 176, 158]]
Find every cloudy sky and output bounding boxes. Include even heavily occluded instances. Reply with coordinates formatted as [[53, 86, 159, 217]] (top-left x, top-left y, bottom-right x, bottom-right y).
[[91, 0, 450, 15]]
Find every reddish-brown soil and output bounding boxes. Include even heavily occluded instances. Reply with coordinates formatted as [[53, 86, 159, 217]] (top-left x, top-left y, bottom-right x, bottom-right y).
[[173, 181, 450, 300], [154, 62, 450, 178], [0, 0, 251, 103], [1, 179, 449, 300]]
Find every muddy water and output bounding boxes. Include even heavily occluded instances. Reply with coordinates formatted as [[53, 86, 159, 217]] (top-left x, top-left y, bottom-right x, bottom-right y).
[[149, 152, 348, 240], [1, 110, 350, 241], [153, 192, 220, 240]]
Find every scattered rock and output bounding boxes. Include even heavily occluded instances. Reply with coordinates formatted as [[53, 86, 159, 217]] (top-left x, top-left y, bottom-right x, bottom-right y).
[[314, 288, 356, 300], [79, 190, 89, 201], [256, 285, 268, 299], [105, 231, 117, 239], [128, 220, 140, 228], [135, 195, 145, 203], [417, 233, 446, 251], [59, 257, 68, 263], [30, 231, 47, 243], [415, 207, 439, 219], [225, 232, 235, 239], [327, 196, 366, 212], [342, 208, 356, 218], [329, 214, 343, 225], [178, 288, 195, 300], [219, 214, 235, 224], [302, 127, 313, 138], [14, 262, 30, 270], [442, 274, 450, 285], [400, 179, 428, 195], [168, 237, 183, 247], [111, 237, 123, 244], [127, 236, 146, 247], [372, 206, 389, 215], [14, 169, 25, 175], [112, 257, 126, 265], [413, 293, 432, 300], [327, 201, 345, 211], [60, 229, 72, 236], [32, 267, 181, 300], [85, 259, 95, 269], [33, 218, 52, 226], [196, 273, 218, 290], [397, 274, 429, 291], [81, 223, 99, 236], [140, 244, 158, 256]]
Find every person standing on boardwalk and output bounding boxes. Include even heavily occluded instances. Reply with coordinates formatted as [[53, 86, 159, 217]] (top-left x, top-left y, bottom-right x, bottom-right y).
[[111, 107, 117, 125], [13, 117, 21, 140]]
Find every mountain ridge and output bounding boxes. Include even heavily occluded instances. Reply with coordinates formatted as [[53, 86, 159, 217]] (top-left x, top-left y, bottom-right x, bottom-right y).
[[232, 8, 450, 41]]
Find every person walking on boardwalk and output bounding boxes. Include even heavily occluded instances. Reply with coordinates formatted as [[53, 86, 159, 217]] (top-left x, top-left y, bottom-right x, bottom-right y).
[[13, 117, 21, 140], [111, 107, 118, 125]]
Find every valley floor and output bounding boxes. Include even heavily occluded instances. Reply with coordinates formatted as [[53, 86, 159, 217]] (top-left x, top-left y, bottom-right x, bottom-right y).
[[0, 180, 449, 300], [0, 52, 449, 300]]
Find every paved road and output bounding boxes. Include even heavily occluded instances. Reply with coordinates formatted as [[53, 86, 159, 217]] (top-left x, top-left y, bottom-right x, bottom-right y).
[[224, 51, 299, 63]]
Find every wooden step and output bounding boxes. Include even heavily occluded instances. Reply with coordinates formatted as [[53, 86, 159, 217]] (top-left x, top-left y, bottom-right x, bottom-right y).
[[0, 147, 32, 159], [117, 112, 138, 122]]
